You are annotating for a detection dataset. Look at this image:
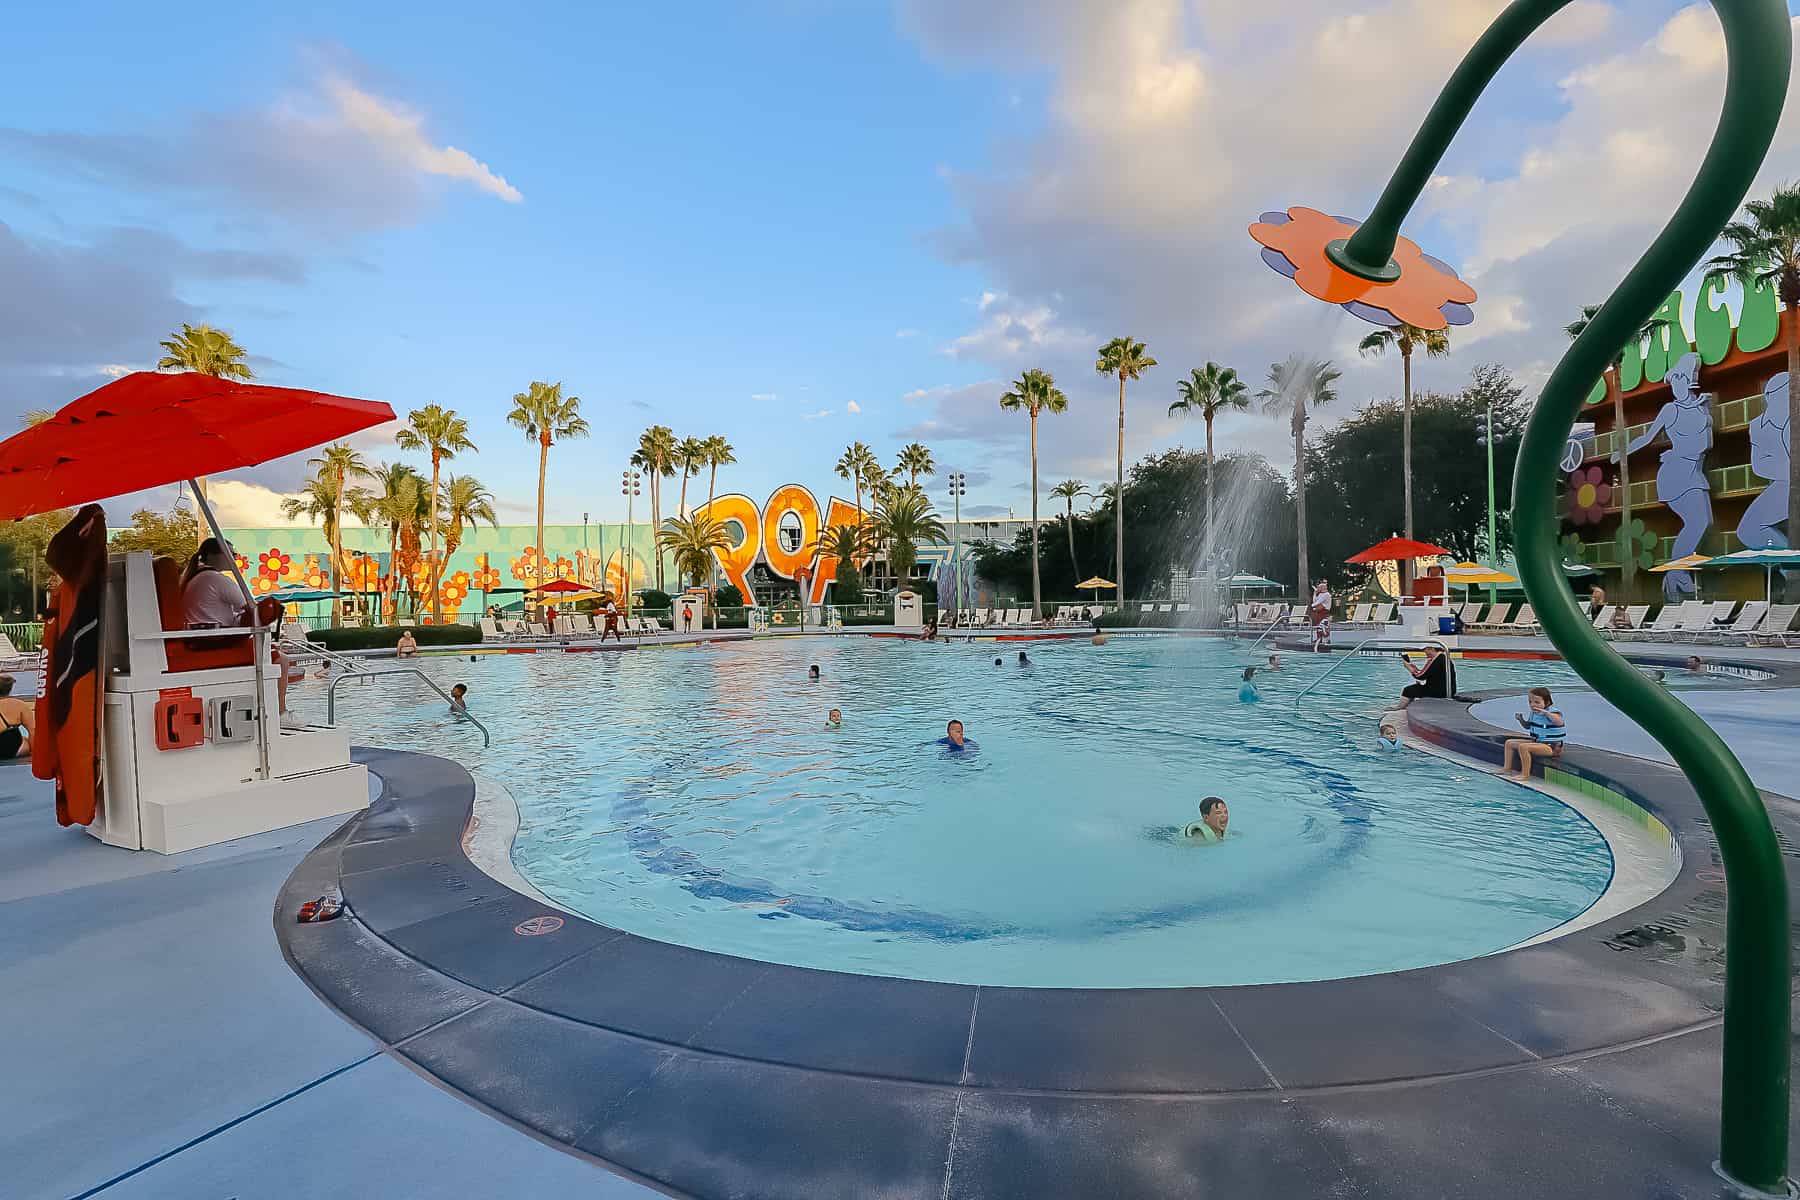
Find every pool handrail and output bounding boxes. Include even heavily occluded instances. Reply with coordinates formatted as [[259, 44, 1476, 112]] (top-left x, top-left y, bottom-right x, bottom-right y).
[[1289, 636, 1448, 709], [1237, 612, 1291, 656], [326, 667, 491, 748]]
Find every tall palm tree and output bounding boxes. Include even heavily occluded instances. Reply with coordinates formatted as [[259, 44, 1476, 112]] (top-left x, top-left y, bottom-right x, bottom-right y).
[[836, 441, 878, 526], [156, 322, 254, 544], [701, 435, 737, 511], [864, 489, 946, 584], [369, 463, 427, 623], [999, 368, 1069, 619], [1258, 355, 1340, 598], [1356, 325, 1451, 580], [656, 513, 734, 590], [632, 425, 678, 590], [1096, 336, 1156, 599], [1709, 183, 1800, 581], [807, 523, 874, 597], [897, 442, 935, 488], [1565, 306, 1672, 597], [1167, 363, 1251, 553], [673, 436, 706, 517], [394, 404, 477, 624], [439, 473, 499, 561], [21, 409, 53, 428], [507, 382, 590, 590], [1049, 479, 1088, 582], [280, 474, 373, 616], [299, 443, 373, 626]]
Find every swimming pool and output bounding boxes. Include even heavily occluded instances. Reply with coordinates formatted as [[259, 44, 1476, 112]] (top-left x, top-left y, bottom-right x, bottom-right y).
[[295, 637, 1681, 988]]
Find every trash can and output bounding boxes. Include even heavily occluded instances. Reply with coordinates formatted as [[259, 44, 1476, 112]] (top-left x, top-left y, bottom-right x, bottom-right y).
[[1437, 615, 1457, 635]]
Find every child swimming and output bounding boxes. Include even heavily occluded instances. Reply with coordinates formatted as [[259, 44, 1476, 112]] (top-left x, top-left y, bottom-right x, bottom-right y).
[[1238, 666, 1260, 704], [825, 708, 842, 729], [1182, 796, 1230, 843]]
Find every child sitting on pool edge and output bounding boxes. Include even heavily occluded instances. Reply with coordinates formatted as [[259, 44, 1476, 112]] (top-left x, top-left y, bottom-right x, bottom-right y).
[[1183, 796, 1230, 844], [1501, 686, 1566, 781]]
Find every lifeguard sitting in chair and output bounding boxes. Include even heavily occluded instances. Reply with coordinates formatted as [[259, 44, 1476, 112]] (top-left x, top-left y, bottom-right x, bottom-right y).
[[152, 539, 292, 719]]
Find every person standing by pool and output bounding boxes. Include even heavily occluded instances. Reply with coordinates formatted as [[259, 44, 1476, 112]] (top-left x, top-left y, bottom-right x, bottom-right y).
[[599, 598, 623, 643], [1309, 580, 1332, 652], [1238, 666, 1260, 703], [1501, 687, 1566, 780], [937, 719, 977, 751], [1392, 644, 1454, 709], [1183, 796, 1230, 843]]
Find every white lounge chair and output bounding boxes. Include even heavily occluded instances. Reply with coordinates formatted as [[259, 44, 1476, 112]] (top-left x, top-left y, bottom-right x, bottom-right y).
[[1609, 605, 1650, 637], [526, 622, 551, 639], [479, 617, 502, 641], [1634, 604, 1691, 641], [1701, 601, 1766, 643], [1588, 605, 1616, 630], [1156, 603, 1173, 614], [1675, 601, 1737, 642], [1456, 602, 1484, 627], [1505, 604, 1538, 634], [1175, 602, 1191, 614], [1471, 603, 1515, 631], [646, 616, 666, 633], [1748, 604, 1800, 647]]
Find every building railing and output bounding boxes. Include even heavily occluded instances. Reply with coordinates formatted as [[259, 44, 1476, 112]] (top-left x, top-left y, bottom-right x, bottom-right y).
[[1, 622, 44, 652]]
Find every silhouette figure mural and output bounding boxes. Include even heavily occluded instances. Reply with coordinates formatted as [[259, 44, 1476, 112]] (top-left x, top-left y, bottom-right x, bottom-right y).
[[1736, 370, 1791, 551], [1625, 351, 1713, 598]]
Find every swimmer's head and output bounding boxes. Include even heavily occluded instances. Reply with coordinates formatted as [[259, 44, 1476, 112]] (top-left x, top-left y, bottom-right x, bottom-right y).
[[995, 657, 1003, 666], [1199, 796, 1229, 837], [945, 719, 965, 746], [808, 664, 821, 679], [827, 708, 842, 724], [450, 684, 467, 699], [1017, 651, 1028, 664], [1241, 666, 1256, 681], [1267, 654, 1279, 670], [1686, 656, 1704, 672]]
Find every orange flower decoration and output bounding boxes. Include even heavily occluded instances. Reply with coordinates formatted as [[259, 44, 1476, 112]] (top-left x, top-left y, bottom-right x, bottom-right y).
[[258, 548, 291, 579], [472, 566, 501, 591], [234, 553, 251, 574], [1248, 206, 1476, 331]]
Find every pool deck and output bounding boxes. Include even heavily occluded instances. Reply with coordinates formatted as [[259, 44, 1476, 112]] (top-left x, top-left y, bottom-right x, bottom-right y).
[[8, 637, 1800, 1198]]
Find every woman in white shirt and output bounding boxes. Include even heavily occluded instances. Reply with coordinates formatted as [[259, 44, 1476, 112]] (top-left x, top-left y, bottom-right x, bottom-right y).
[[1309, 580, 1332, 652], [182, 539, 292, 722]]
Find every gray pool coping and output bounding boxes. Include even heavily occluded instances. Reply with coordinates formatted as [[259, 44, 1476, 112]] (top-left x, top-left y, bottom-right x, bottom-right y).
[[276, 726, 1800, 1197]]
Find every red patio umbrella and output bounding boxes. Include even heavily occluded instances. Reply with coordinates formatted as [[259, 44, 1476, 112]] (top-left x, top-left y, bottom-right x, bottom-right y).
[[0, 372, 395, 520], [528, 579, 589, 594], [1344, 536, 1451, 564]]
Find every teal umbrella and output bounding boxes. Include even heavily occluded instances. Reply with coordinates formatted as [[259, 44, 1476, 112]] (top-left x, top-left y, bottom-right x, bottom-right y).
[[1700, 547, 1800, 603], [1224, 573, 1281, 590], [270, 584, 341, 603]]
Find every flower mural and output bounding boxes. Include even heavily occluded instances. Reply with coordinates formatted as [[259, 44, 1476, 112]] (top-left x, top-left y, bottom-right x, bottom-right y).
[[234, 553, 251, 574], [1566, 466, 1612, 525], [258, 547, 291, 579], [299, 555, 329, 590], [1617, 518, 1659, 572], [1248, 206, 1476, 330], [471, 564, 501, 592], [1558, 532, 1588, 567]]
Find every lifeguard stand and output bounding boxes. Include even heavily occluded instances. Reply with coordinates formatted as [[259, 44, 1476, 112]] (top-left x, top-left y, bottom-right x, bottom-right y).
[[90, 551, 368, 854]]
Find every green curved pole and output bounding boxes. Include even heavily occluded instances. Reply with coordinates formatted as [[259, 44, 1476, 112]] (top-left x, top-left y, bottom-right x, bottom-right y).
[[1333, 0, 1792, 1191]]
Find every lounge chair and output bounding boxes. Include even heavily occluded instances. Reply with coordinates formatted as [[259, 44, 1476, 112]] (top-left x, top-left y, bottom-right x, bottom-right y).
[[1156, 603, 1173, 614], [1748, 604, 1799, 646], [1139, 602, 1156, 615], [1471, 603, 1515, 632], [1505, 604, 1538, 634], [526, 622, 551, 639], [1674, 601, 1737, 642], [1456, 602, 1484, 627], [1175, 602, 1191, 614], [1634, 604, 1691, 641], [646, 616, 666, 633], [1288, 605, 1308, 625], [1588, 605, 1616, 631], [479, 617, 502, 641], [1701, 601, 1766, 644], [1609, 605, 1650, 638], [569, 614, 596, 636]]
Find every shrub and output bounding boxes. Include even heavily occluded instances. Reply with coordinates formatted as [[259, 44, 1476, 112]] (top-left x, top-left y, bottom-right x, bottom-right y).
[[840, 609, 896, 626], [714, 583, 744, 609], [308, 624, 482, 651], [832, 574, 865, 605], [896, 578, 937, 604], [638, 589, 672, 612]]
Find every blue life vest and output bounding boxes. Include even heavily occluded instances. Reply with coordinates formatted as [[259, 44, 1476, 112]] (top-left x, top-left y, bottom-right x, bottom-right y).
[[1525, 708, 1566, 744]]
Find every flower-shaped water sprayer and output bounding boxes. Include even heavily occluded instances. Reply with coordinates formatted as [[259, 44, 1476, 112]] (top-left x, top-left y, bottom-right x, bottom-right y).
[[1248, 0, 1792, 1189]]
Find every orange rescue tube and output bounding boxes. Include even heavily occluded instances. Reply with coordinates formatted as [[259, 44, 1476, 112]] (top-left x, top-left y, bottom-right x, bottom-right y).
[[34, 504, 107, 827]]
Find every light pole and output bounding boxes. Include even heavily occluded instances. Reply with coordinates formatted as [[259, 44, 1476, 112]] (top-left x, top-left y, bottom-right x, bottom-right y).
[[947, 471, 967, 616], [1476, 403, 1498, 605], [621, 471, 640, 620]]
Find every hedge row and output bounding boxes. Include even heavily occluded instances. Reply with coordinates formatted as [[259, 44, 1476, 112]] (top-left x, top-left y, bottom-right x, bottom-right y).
[[307, 624, 483, 651]]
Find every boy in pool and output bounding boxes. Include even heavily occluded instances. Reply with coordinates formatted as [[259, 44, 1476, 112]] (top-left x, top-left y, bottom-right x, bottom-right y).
[[936, 719, 977, 751], [1183, 796, 1230, 843], [1266, 653, 1280, 672], [1238, 666, 1260, 703], [825, 708, 842, 729], [1017, 651, 1030, 666], [449, 683, 468, 714], [808, 664, 821, 681], [1377, 719, 1401, 750], [1501, 686, 1566, 781]]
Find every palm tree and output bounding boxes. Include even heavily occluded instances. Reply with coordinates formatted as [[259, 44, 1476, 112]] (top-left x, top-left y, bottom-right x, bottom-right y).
[[1168, 363, 1251, 554], [157, 322, 254, 544], [1709, 184, 1800, 582], [369, 463, 427, 622], [1096, 336, 1156, 598], [439, 473, 499, 561], [297, 443, 373, 626], [656, 514, 733, 590], [21, 409, 53, 428], [701, 435, 737, 511], [394, 404, 477, 624], [1050, 479, 1088, 582], [673, 436, 707, 517], [632, 425, 677, 590], [897, 442, 936, 488], [864, 489, 946, 584], [999, 369, 1069, 619], [1565, 305, 1673, 597], [1356, 325, 1450, 579], [1258, 355, 1340, 598], [280, 474, 373, 618], [835, 441, 879, 526], [807, 523, 873, 597], [507, 382, 590, 590]]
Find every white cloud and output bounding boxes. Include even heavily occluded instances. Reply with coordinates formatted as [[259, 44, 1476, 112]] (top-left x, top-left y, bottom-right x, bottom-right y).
[[321, 76, 521, 203], [895, 328, 921, 338], [801, 408, 833, 421], [750, 392, 779, 402], [846, 400, 862, 413]]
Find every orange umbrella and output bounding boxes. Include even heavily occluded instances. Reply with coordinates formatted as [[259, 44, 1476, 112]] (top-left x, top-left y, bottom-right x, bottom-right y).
[[1345, 536, 1452, 564]]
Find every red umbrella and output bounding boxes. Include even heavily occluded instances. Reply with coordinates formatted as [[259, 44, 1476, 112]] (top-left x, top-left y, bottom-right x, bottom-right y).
[[529, 578, 589, 594], [1345, 536, 1451, 564], [0, 372, 395, 520]]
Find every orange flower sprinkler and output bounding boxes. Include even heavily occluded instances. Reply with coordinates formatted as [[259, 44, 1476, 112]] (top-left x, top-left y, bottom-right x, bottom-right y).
[[1248, 206, 1475, 330]]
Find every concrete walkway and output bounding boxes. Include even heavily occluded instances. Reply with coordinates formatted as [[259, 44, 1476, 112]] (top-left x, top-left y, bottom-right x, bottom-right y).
[[0, 767, 655, 1200]]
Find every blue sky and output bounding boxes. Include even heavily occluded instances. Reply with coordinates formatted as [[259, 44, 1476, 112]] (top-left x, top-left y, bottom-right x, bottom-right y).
[[6, 0, 1800, 527]]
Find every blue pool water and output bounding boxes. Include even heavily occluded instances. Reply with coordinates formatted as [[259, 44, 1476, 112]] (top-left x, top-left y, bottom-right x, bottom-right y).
[[297, 637, 1638, 988]]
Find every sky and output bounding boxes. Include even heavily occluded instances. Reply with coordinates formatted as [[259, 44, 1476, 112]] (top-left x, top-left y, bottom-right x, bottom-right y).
[[6, 0, 1800, 529]]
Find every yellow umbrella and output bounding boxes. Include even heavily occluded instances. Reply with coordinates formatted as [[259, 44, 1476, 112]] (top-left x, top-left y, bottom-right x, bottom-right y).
[[1443, 561, 1516, 585], [1075, 576, 1116, 589], [1650, 554, 1711, 573]]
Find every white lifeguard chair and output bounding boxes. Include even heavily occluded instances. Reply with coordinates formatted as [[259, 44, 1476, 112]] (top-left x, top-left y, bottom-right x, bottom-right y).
[[89, 550, 367, 854]]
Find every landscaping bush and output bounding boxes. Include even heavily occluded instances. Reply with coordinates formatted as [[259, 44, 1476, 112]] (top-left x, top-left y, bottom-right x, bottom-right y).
[[308, 623, 482, 651], [714, 583, 744, 609], [839, 609, 896, 627], [638, 589, 672, 612]]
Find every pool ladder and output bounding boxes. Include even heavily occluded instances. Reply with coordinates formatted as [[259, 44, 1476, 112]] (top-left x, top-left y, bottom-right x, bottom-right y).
[[1289, 636, 1448, 709], [325, 668, 492, 748]]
